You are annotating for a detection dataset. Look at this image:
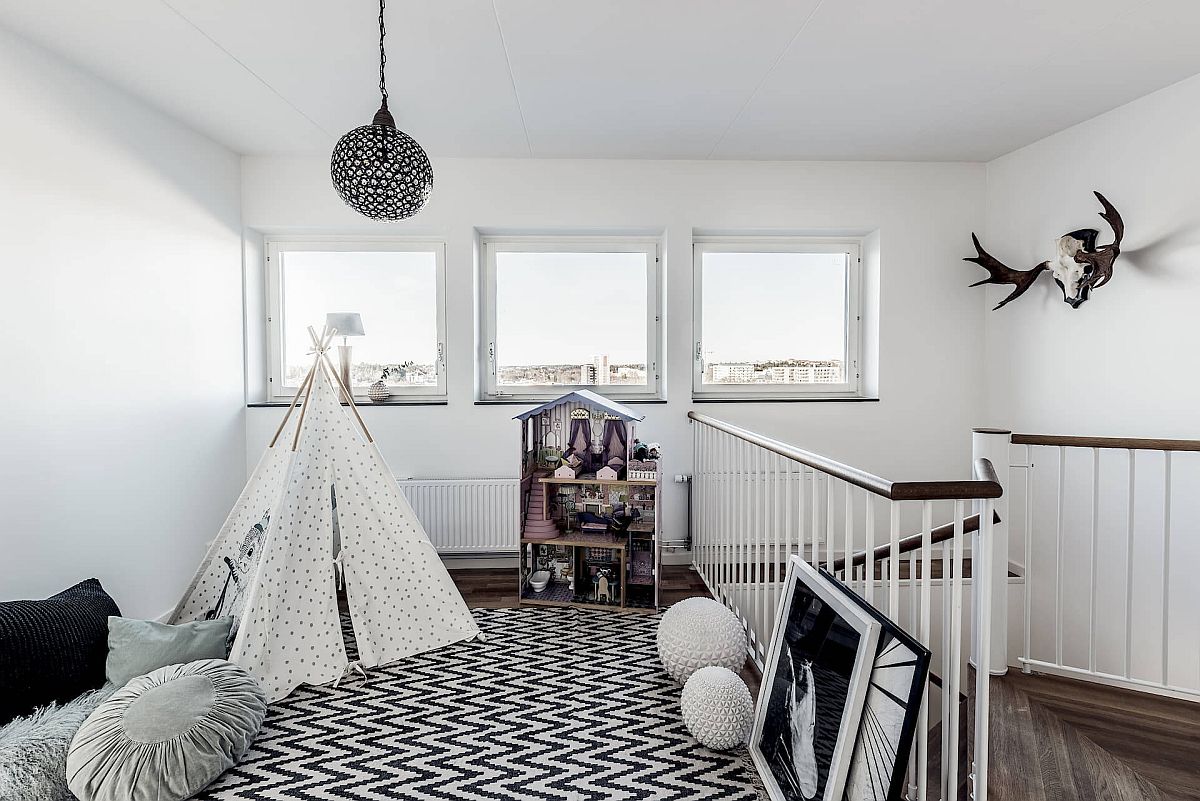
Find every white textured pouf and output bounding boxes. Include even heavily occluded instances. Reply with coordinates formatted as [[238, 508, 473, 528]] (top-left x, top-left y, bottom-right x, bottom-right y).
[[681, 666, 754, 750], [656, 597, 745, 684]]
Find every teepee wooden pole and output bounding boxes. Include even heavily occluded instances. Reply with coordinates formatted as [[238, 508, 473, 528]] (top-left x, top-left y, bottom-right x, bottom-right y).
[[319, 350, 374, 443], [268, 359, 317, 449], [289, 326, 331, 452]]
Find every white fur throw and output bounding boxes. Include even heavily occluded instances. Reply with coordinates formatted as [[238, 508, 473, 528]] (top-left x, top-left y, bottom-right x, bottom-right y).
[[0, 686, 115, 801]]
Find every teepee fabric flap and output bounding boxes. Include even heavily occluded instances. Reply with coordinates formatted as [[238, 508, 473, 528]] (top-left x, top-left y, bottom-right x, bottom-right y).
[[337, 440, 480, 668]]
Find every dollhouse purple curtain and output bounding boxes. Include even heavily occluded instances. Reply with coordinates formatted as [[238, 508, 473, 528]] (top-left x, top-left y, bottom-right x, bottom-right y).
[[600, 420, 627, 467], [569, 418, 594, 470]]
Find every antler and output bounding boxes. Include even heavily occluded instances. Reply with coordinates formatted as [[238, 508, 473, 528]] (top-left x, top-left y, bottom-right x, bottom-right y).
[[963, 233, 1048, 311], [1072, 191, 1123, 289]]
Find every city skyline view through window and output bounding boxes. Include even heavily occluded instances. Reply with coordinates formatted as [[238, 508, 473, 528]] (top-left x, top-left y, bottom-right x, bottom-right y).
[[699, 250, 848, 385], [494, 250, 649, 386], [279, 249, 440, 388]]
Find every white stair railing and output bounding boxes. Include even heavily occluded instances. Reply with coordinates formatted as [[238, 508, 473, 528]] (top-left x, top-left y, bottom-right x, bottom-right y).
[[1004, 432, 1200, 701], [689, 412, 1002, 801]]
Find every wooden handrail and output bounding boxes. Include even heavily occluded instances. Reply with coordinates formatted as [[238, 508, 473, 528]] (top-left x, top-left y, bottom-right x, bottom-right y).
[[1011, 433, 1200, 452], [688, 412, 1003, 500], [830, 511, 1000, 573]]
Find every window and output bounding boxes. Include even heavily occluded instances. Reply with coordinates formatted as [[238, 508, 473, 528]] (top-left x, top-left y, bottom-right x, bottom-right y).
[[266, 240, 446, 401], [481, 237, 661, 400], [693, 238, 862, 399]]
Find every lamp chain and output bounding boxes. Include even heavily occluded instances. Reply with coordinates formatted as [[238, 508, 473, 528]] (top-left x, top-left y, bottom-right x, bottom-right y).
[[378, 0, 388, 107]]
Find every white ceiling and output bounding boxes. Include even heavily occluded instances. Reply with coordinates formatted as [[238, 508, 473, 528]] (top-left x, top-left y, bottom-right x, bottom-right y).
[[2, 0, 1199, 161]]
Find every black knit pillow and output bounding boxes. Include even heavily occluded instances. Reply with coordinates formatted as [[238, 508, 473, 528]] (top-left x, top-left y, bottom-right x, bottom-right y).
[[0, 578, 120, 723]]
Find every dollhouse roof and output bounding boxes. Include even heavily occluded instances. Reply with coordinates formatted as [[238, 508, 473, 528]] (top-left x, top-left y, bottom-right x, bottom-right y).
[[512, 390, 645, 422]]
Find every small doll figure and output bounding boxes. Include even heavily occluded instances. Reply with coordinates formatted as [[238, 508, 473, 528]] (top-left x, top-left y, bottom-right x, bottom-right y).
[[596, 573, 612, 603]]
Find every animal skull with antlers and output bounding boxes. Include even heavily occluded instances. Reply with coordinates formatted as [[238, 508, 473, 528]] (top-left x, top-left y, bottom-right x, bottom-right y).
[[965, 192, 1124, 310]]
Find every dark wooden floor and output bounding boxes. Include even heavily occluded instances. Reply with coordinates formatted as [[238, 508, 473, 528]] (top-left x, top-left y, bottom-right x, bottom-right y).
[[449, 563, 760, 696], [986, 670, 1200, 801]]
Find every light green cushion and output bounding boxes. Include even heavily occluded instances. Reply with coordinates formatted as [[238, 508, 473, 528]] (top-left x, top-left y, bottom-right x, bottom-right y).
[[66, 659, 266, 801], [105, 616, 232, 687]]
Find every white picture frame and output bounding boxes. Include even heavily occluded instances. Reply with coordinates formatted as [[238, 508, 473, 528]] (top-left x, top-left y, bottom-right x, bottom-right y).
[[750, 555, 882, 801]]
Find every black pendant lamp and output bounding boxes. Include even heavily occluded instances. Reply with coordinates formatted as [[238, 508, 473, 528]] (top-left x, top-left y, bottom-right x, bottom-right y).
[[330, 0, 433, 221]]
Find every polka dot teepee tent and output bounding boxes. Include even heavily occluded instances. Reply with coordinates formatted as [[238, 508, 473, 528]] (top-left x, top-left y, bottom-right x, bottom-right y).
[[169, 326, 479, 702]]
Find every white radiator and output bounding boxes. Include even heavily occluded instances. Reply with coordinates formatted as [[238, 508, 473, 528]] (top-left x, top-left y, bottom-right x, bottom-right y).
[[397, 478, 519, 555]]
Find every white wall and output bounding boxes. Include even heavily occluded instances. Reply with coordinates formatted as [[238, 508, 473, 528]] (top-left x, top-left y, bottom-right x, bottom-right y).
[[243, 156, 988, 546], [0, 27, 245, 617], [982, 73, 1200, 680], [983, 73, 1200, 437]]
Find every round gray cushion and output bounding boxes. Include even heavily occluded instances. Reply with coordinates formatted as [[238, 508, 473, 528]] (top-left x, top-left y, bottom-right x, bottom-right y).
[[66, 659, 267, 801]]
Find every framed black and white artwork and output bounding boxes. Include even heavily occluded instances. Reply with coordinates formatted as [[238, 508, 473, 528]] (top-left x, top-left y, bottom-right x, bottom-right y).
[[820, 568, 931, 801], [750, 556, 881, 801]]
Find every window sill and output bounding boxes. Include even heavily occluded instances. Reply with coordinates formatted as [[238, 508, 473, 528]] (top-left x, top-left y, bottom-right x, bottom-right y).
[[475, 397, 667, 406], [691, 396, 879, 404], [249, 399, 449, 408]]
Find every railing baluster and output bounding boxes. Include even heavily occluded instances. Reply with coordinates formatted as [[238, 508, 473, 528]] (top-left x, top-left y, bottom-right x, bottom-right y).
[[784, 455, 792, 580], [705, 425, 712, 586], [1055, 445, 1065, 668], [751, 447, 760, 660], [697, 423, 705, 583], [693, 423, 699, 579], [1162, 451, 1172, 687], [889, 501, 901, 617], [844, 482, 853, 586], [763, 453, 771, 636], [865, 491, 875, 605], [772, 454, 780, 648], [758, 448, 767, 661], [907, 537, 919, 801], [737, 439, 747, 635], [940, 540, 952, 801], [1023, 444, 1033, 674], [948, 500, 965, 801], [719, 433, 728, 606], [918, 500, 932, 800], [742, 439, 749, 637], [826, 477, 836, 574], [799, 466, 808, 568], [1124, 448, 1135, 679], [812, 473, 821, 569], [1090, 447, 1099, 674], [974, 500, 994, 801], [714, 431, 721, 603], [773, 453, 783, 632]]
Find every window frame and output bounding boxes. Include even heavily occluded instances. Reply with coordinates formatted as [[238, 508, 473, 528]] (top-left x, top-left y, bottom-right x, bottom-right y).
[[692, 236, 863, 400], [265, 238, 448, 402], [479, 236, 662, 402]]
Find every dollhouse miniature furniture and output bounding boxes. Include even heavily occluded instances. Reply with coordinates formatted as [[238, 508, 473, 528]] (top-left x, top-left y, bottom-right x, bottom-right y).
[[595, 464, 620, 481], [680, 666, 754, 751], [514, 391, 661, 612], [528, 571, 551, 592], [522, 482, 559, 539], [553, 461, 582, 479], [656, 597, 745, 683]]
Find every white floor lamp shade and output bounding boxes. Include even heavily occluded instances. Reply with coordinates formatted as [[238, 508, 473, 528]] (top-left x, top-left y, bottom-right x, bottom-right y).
[[325, 313, 364, 399]]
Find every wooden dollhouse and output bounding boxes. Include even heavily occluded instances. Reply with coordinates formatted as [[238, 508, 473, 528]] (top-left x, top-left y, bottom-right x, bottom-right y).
[[514, 390, 661, 611]]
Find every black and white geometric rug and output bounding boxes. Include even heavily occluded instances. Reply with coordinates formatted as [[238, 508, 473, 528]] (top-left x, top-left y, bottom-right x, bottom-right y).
[[197, 607, 760, 800]]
